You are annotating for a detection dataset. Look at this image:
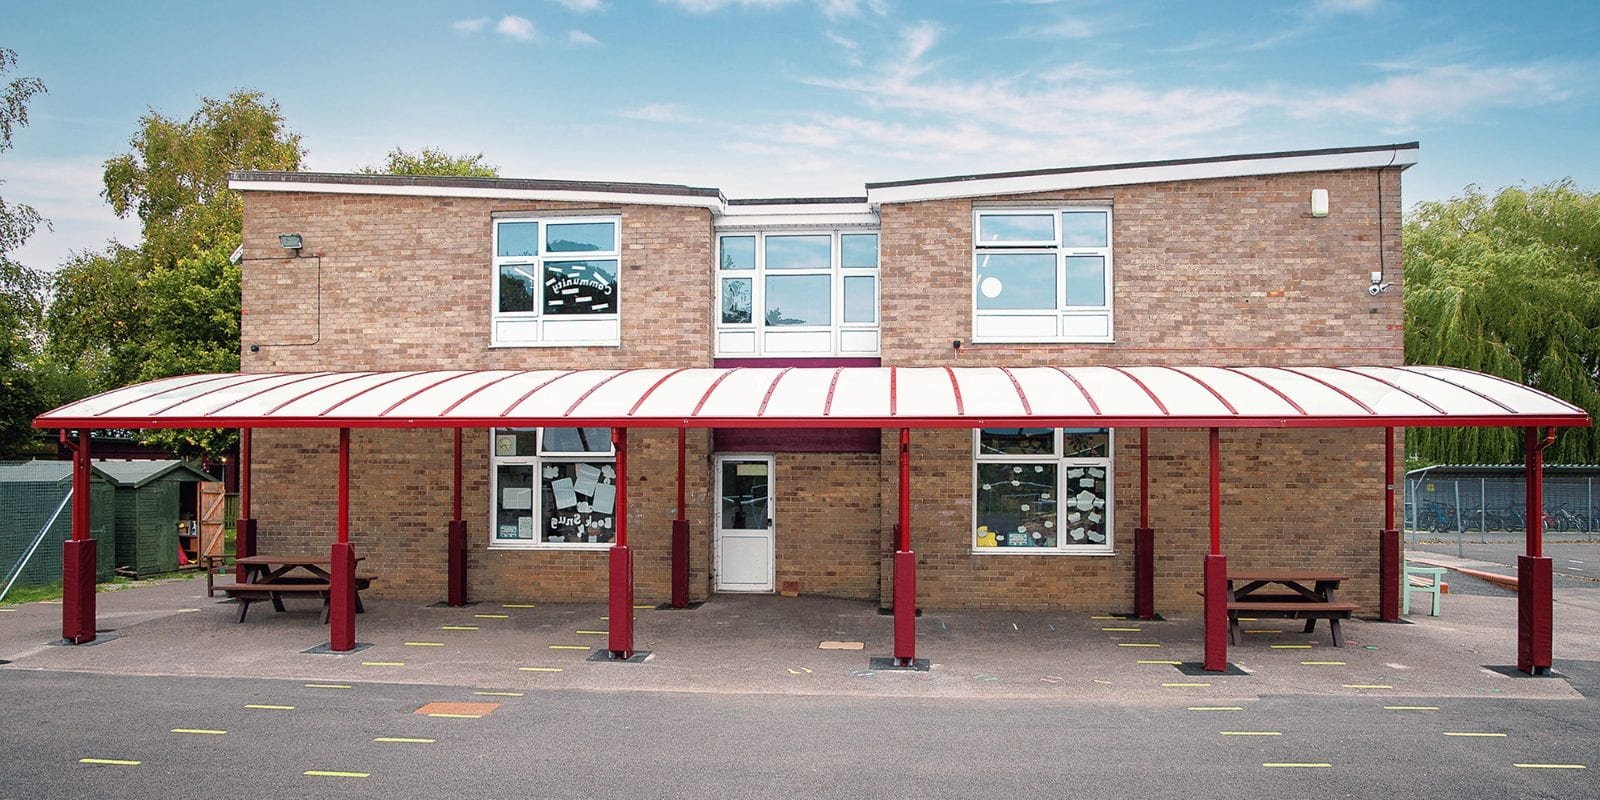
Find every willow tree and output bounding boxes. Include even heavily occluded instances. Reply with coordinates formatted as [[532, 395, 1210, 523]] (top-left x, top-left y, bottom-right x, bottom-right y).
[[1404, 181, 1600, 464]]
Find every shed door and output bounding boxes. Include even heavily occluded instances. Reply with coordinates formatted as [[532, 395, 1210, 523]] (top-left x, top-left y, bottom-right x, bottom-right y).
[[714, 456, 774, 592]]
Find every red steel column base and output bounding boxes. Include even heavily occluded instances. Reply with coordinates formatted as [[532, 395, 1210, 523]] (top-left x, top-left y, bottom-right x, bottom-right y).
[[670, 519, 689, 609], [609, 545, 635, 658], [61, 539, 97, 644], [1203, 553, 1228, 672], [329, 542, 357, 651], [893, 550, 917, 665], [1134, 527, 1156, 619], [1517, 555, 1553, 674], [1379, 528, 1400, 622], [233, 518, 257, 583], [446, 520, 468, 606]]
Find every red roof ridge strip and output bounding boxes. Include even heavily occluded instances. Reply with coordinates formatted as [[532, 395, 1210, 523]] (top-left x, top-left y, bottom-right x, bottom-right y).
[[995, 367, 1032, 416], [439, 370, 524, 416], [499, 371, 582, 417], [1416, 366, 1589, 418], [1386, 366, 1517, 414], [691, 368, 742, 416], [1270, 366, 1376, 414], [1103, 366, 1170, 415], [1327, 366, 1446, 415], [1217, 367, 1307, 415], [942, 366, 966, 416], [318, 371, 440, 417], [627, 368, 690, 416], [1051, 366, 1101, 415], [822, 367, 845, 417], [756, 367, 795, 417], [562, 370, 631, 416], [1160, 366, 1239, 415], [161, 372, 338, 417], [98, 373, 271, 417]]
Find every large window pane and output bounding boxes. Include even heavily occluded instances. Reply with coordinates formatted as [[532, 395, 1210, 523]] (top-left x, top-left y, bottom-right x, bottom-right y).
[[546, 222, 615, 253], [497, 221, 539, 257], [841, 234, 878, 268], [722, 277, 753, 324], [494, 428, 540, 457], [976, 462, 1058, 548], [495, 464, 536, 541], [498, 264, 536, 312], [1062, 428, 1109, 458], [975, 253, 1056, 310], [719, 236, 755, 270], [543, 259, 619, 315], [978, 214, 1055, 244], [843, 275, 876, 324], [764, 274, 831, 326], [979, 428, 1055, 456], [1061, 211, 1108, 247], [1059, 465, 1108, 546], [540, 461, 617, 544], [541, 427, 612, 454], [1065, 256, 1106, 307], [764, 235, 832, 269]]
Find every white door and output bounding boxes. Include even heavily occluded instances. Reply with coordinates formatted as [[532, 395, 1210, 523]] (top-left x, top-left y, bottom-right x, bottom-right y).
[[714, 455, 775, 592]]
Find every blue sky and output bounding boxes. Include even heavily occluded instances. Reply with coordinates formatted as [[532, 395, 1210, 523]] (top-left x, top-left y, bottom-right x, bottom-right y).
[[4, 0, 1597, 271]]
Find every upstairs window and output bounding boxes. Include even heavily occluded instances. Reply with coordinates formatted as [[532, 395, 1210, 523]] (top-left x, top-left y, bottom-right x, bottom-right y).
[[492, 216, 621, 347], [973, 208, 1112, 343], [715, 231, 880, 357]]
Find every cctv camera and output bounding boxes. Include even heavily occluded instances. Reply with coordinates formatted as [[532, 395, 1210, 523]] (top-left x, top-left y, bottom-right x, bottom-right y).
[[1368, 284, 1382, 296]]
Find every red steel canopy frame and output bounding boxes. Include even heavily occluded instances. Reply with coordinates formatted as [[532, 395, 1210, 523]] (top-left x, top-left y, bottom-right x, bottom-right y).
[[37, 366, 1590, 671]]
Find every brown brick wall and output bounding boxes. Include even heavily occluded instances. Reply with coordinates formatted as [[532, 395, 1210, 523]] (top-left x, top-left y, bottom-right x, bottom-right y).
[[773, 452, 882, 600]]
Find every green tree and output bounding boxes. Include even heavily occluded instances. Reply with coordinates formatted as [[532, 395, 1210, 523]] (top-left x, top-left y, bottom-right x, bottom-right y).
[[0, 47, 47, 457], [1404, 181, 1600, 464], [357, 146, 498, 178]]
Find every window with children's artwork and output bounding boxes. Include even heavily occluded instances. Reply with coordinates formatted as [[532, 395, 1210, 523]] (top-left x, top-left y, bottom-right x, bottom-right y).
[[973, 427, 1113, 554], [490, 427, 618, 548]]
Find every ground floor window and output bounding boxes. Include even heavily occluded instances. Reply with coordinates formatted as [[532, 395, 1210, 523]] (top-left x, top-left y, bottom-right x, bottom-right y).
[[490, 427, 616, 548], [973, 427, 1113, 554]]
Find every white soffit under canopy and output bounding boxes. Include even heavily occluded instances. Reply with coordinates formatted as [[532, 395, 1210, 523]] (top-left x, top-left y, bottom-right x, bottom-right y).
[[34, 366, 1590, 431]]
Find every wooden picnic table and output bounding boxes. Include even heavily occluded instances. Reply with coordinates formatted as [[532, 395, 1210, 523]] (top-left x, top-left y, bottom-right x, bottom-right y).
[[219, 554, 373, 623], [1226, 568, 1356, 647]]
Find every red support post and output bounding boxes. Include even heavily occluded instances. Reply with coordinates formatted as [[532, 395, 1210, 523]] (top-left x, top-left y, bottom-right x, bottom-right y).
[[1203, 428, 1228, 672], [329, 428, 357, 652], [1379, 427, 1401, 621], [893, 427, 917, 666], [61, 429, 97, 644], [1134, 427, 1156, 620], [447, 428, 467, 606], [234, 428, 256, 583], [609, 428, 635, 658], [1518, 427, 1554, 674], [671, 427, 689, 608]]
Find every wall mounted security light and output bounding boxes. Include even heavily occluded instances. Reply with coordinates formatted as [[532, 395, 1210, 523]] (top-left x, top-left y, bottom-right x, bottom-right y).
[[278, 233, 303, 254]]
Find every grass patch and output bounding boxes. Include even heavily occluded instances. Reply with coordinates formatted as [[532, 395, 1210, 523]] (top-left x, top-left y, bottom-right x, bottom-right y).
[[2, 576, 145, 606]]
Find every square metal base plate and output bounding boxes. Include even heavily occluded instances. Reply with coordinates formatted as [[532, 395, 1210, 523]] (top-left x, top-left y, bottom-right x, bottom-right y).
[[302, 642, 375, 655], [868, 657, 931, 671], [1175, 661, 1249, 676], [49, 634, 121, 647], [587, 649, 651, 663], [1481, 664, 1563, 679]]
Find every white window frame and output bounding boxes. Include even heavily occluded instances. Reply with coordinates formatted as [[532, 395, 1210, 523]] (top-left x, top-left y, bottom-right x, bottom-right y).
[[972, 206, 1113, 344], [489, 427, 617, 551], [715, 230, 880, 357], [491, 215, 622, 347], [971, 428, 1115, 556]]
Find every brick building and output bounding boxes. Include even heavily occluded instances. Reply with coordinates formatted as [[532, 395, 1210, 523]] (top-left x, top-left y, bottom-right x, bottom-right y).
[[224, 142, 1420, 615]]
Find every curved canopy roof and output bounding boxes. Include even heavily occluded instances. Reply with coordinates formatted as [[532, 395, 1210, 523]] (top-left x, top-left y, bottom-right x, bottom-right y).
[[34, 366, 1590, 431]]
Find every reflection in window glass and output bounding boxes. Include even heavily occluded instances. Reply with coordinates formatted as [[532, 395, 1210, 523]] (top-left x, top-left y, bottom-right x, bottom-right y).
[[1061, 211, 1108, 247], [546, 222, 615, 253], [494, 464, 535, 541], [979, 428, 1056, 456], [975, 463, 1058, 548], [841, 234, 879, 268], [720, 461, 770, 529], [764, 235, 832, 269], [1065, 256, 1106, 307], [720, 236, 755, 270], [978, 214, 1055, 243], [1063, 428, 1109, 458], [498, 264, 536, 312], [540, 461, 616, 543], [764, 274, 831, 326], [497, 222, 539, 257], [843, 275, 876, 324], [541, 427, 611, 454], [543, 260, 618, 315], [975, 253, 1057, 310], [722, 278, 753, 324]]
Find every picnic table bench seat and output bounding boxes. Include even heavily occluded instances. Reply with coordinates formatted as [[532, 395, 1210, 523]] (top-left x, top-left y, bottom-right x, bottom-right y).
[[218, 576, 375, 623], [1227, 599, 1357, 647]]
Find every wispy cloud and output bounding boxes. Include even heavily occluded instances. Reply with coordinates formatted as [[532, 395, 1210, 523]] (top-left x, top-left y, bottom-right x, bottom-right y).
[[1293, 63, 1577, 126], [550, 0, 604, 11], [568, 30, 599, 45], [825, 31, 862, 66], [662, 0, 792, 12], [497, 15, 537, 40], [659, 0, 883, 16], [616, 103, 699, 123], [450, 17, 489, 34], [1311, 0, 1381, 15]]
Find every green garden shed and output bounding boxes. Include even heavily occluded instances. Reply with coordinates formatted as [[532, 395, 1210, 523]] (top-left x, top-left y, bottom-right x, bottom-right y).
[[98, 460, 217, 577], [0, 460, 117, 588]]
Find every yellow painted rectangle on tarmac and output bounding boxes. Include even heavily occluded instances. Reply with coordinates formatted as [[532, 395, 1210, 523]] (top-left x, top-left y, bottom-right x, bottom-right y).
[[633, 604, 654, 609], [1514, 764, 1586, 769], [441, 626, 479, 631], [1188, 706, 1243, 711], [362, 661, 405, 667], [1101, 627, 1141, 632], [1263, 763, 1331, 768], [1343, 684, 1392, 689], [1444, 732, 1506, 737], [1089, 615, 1118, 620], [1220, 731, 1281, 736], [475, 691, 524, 697], [1301, 661, 1346, 666], [1385, 706, 1439, 711], [474, 614, 510, 619], [305, 770, 369, 778], [575, 630, 608, 635], [80, 758, 141, 766], [404, 642, 444, 647], [244, 704, 295, 710], [375, 737, 435, 743], [549, 645, 589, 650], [305, 684, 351, 689], [502, 603, 536, 608], [519, 667, 564, 672], [171, 728, 226, 735], [1137, 659, 1182, 665], [1117, 643, 1161, 648]]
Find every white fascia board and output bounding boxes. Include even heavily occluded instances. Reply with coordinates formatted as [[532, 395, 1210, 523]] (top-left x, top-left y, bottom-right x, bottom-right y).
[[867, 147, 1421, 206], [227, 179, 725, 211], [714, 212, 880, 230]]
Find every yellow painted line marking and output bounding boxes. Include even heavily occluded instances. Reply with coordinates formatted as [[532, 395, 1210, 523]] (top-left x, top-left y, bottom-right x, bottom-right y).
[[1270, 644, 1312, 649], [1343, 684, 1392, 689], [519, 667, 564, 672], [1244, 630, 1279, 634], [244, 704, 295, 710], [1163, 682, 1212, 687], [304, 684, 351, 689], [1136, 659, 1182, 665], [1089, 615, 1118, 620], [171, 728, 227, 735], [362, 661, 405, 667], [404, 642, 445, 647], [1301, 661, 1346, 666], [1263, 763, 1331, 768], [549, 645, 589, 651], [1188, 706, 1243, 711], [1514, 763, 1586, 769], [426, 713, 482, 719], [474, 691, 524, 697], [474, 614, 509, 619], [502, 603, 536, 608], [304, 770, 369, 778], [1117, 643, 1161, 648], [1444, 732, 1506, 737], [1101, 627, 1141, 632], [1385, 706, 1439, 711], [441, 626, 479, 631], [633, 604, 653, 609], [375, 737, 434, 743], [1235, 617, 1256, 621], [80, 758, 141, 766], [575, 630, 608, 635], [1221, 731, 1281, 736]]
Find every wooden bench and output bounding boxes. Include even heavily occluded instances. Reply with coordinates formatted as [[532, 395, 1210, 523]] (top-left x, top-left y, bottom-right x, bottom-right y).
[[1227, 600, 1358, 647], [219, 576, 375, 623]]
